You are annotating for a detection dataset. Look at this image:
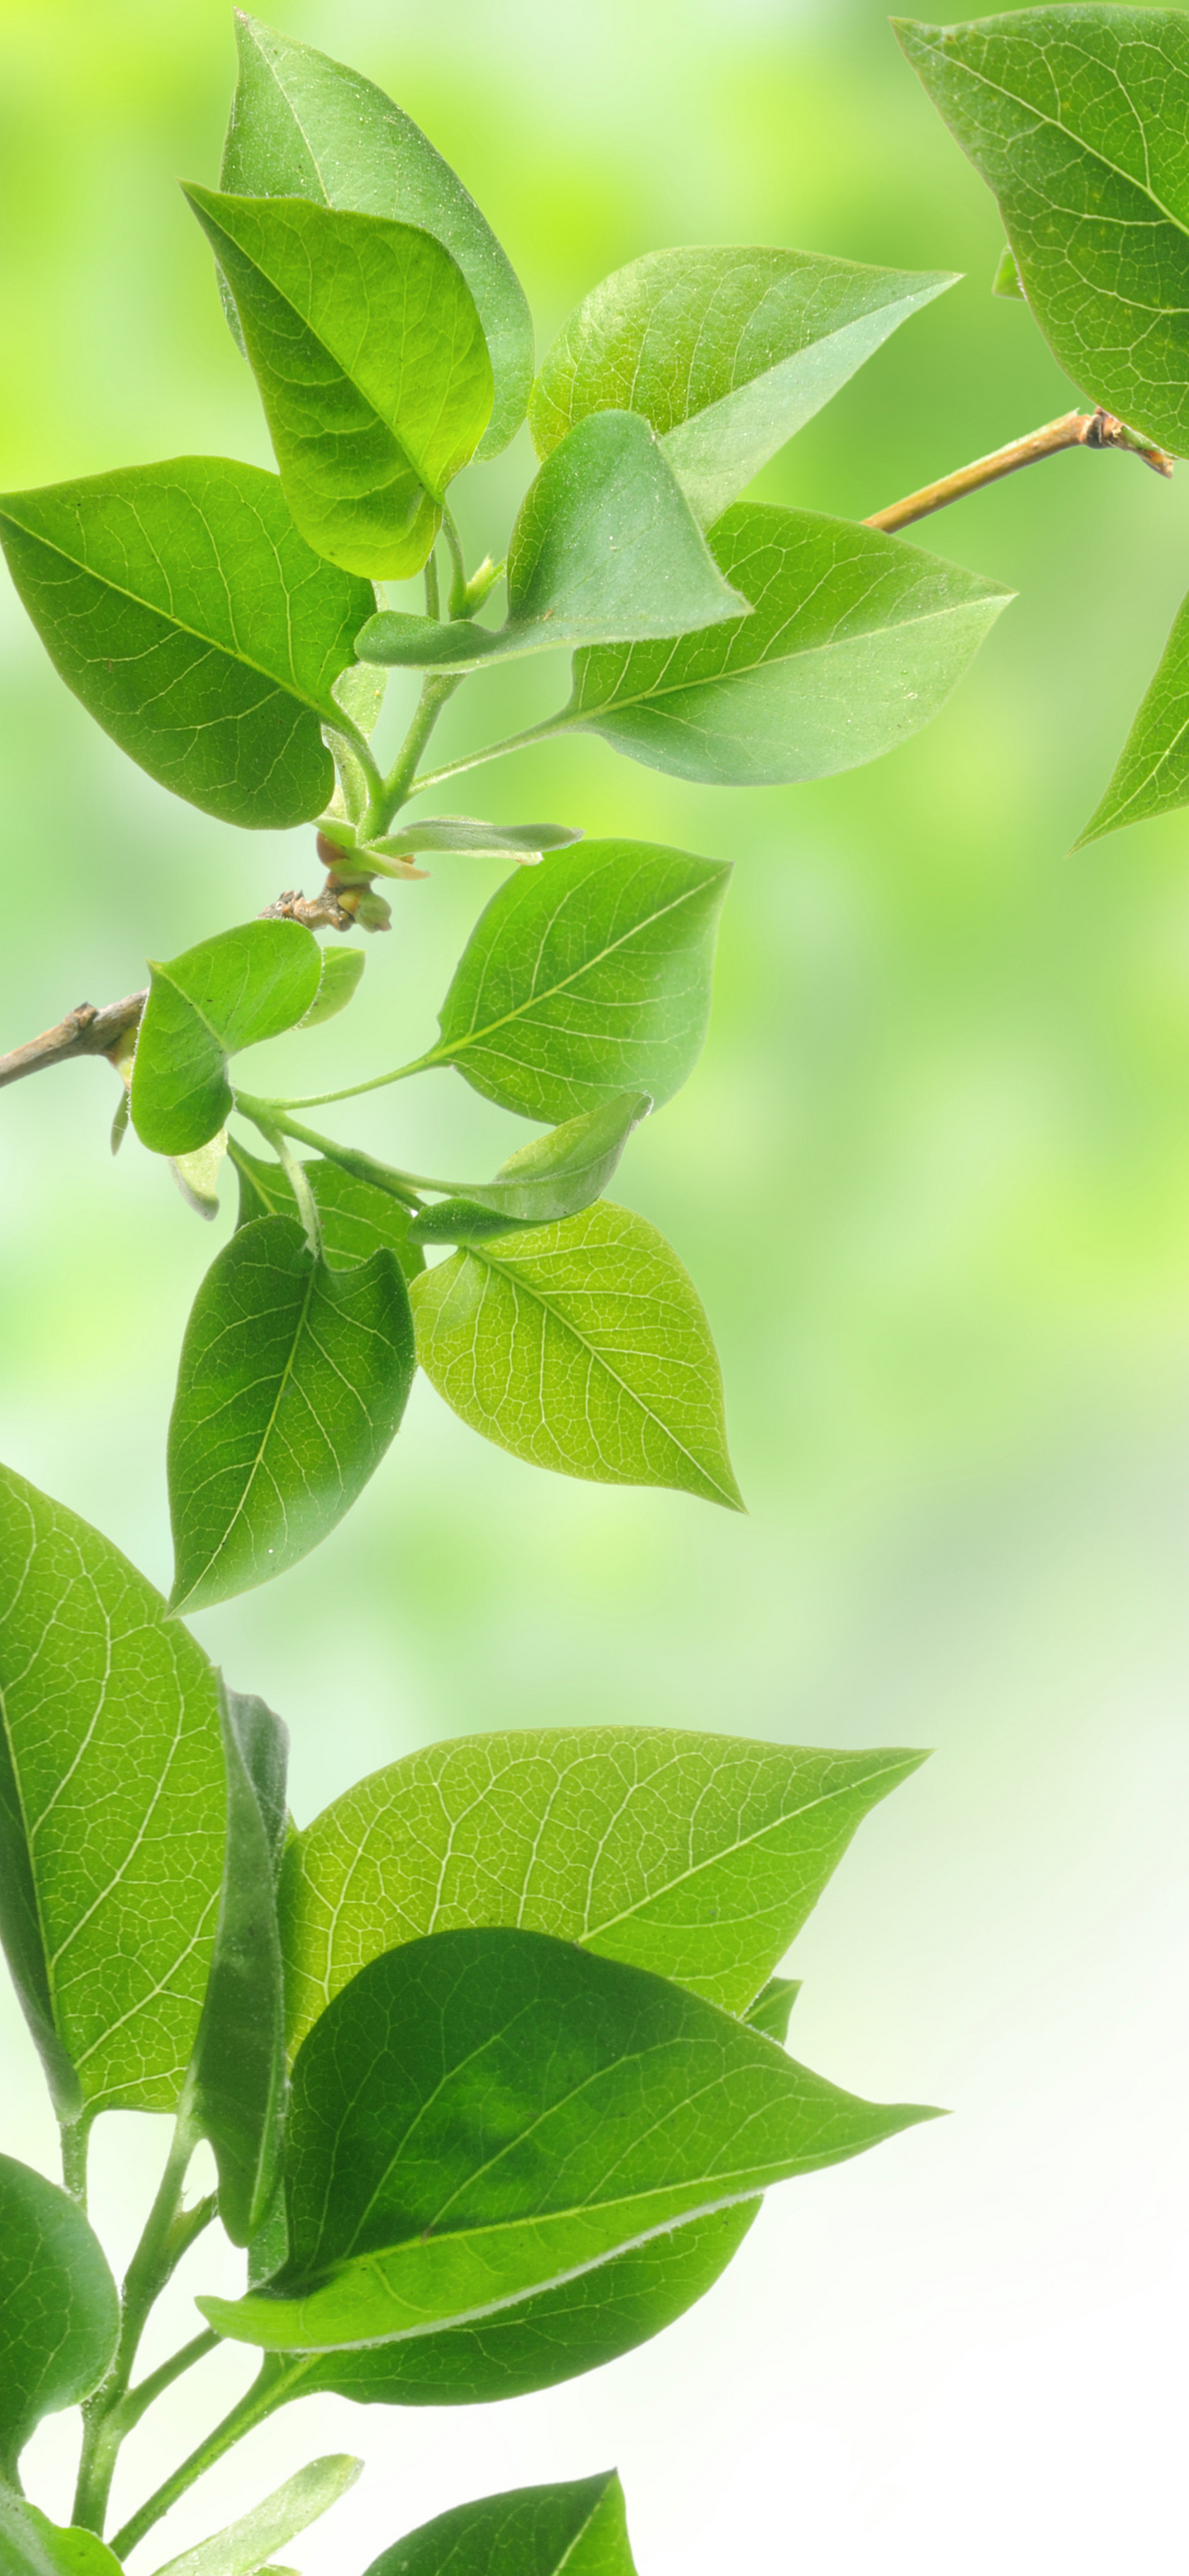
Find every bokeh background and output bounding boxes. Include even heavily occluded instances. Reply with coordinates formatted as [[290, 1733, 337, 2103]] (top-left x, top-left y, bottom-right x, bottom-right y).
[[2, 0, 1187, 2567]]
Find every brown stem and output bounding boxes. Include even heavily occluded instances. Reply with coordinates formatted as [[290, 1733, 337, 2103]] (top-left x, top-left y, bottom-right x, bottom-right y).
[[865, 406, 1174, 535], [0, 990, 147, 1092]]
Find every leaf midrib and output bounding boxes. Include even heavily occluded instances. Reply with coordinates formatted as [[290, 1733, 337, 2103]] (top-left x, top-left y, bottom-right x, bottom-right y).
[[916, 29, 1189, 245], [175, 1243, 321, 1607], [432, 874, 719, 1067]]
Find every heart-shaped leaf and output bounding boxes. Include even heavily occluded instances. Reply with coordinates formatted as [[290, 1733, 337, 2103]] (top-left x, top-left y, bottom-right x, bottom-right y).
[[149, 2459, 362, 2576], [0, 460, 373, 826], [361, 2474, 639, 2576], [131, 921, 322, 1158], [0, 2494, 122, 2576], [1075, 580, 1189, 845], [183, 1688, 289, 2248], [232, 1145, 425, 1282], [410, 1093, 651, 1241], [0, 2154, 119, 2478]]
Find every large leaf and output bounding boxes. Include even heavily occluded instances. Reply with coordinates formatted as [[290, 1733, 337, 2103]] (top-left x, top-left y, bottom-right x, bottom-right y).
[[232, 1145, 425, 1282], [223, 16, 533, 458], [0, 2495, 121, 2576], [281, 1726, 924, 2051], [566, 503, 1012, 784], [0, 460, 372, 827], [531, 245, 956, 524], [183, 1688, 288, 2249], [185, 189, 492, 579], [168, 1215, 415, 1614], [1075, 580, 1189, 845], [197, 1928, 936, 2352], [410, 1200, 742, 1508], [410, 1094, 651, 1242], [895, 10, 1189, 457], [353, 411, 745, 670], [0, 2154, 119, 2479], [362, 2473, 639, 2576], [151, 2457, 361, 2576], [131, 921, 322, 1158], [0, 1462, 225, 2125], [426, 840, 731, 1122]]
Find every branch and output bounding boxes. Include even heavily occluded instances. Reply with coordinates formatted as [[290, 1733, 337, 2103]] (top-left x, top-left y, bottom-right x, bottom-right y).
[[0, 990, 147, 1092], [865, 406, 1174, 535]]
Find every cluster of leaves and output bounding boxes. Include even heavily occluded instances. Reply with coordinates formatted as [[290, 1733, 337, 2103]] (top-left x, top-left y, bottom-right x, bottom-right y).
[[0, 1459, 935, 2568]]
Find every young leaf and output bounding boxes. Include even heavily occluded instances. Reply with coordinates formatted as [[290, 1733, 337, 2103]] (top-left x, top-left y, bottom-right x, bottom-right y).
[[184, 190, 493, 579], [531, 245, 956, 525], [0, 1463, 225, 2125], [223, 16, 533, 457], [296, 946, 365, 1029], [197, 1927, 938, 2352], [894, 10, 1189, 455], [183, 1687, 289, 2249], [171, 1130, 228, 1224], [566, 502, 1012, 784], [281, 1728, 922, 2050], [0, 2154, 119, 2479], [410, 1200, 742, 1508], [362, 2472, 639, 2576], [428, 839, 731, 1122], [0, 2494, 122, 2576], [1075, 583, 1189, 845], [0, 460, 373, 827], [372, 818, 580, 862], [168, 1215, 415, 1613], [150, 2457, 362, 2576], [131, 921, 322, 1158], [354, 411, 745, 670], [410, 1093, 651, 1241], [231, 1145, 425, 1282], [741, 1977, 802, 2044]]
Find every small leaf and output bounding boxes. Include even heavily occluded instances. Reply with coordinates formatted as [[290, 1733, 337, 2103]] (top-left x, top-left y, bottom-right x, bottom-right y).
[[296, 946, 365, 1029], [0, 2494, 122, 2576], [567, 502, 1012, 784], [131, 921, 321, 1158], [185, 189, 493, 578], [411, 1200, 741, 1507], [184, 1687, 289, 2248], [531, 244, 956, 525], [171, 1129, 228, 1222], [149, 2456, 362, 2576], [411, 1093, 651, 1241], [0, 2153, 119, 2478], [224, 16, 533, 457], [168, 1215, 416, 1612], [0, 1461, 225, 2122], [231, 1145, 425, 1283], [741, 1977, 802, 2044], [362, 2472, 640, 2576], [372, 819, 580, 862], [991, 243, 1024, 301], [0, 460, 373, 827], [197, 1928, 938, 2353], [429, 839, 731, 1122], [1075, 584, 1189, 845]]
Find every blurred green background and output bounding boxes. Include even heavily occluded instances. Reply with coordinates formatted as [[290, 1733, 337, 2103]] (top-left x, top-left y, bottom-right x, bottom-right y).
[[2, 2, 1187, 2569]]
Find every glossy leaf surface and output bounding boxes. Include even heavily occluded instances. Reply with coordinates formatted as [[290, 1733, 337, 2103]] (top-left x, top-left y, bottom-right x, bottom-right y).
[[224, 16, 533, 457], [362, 2472, 638, 2576], [372, 819, 580, 862], [232, 1146, 425, 1281], [429, 840, 730, 1121], [531, 244, 955, 524], [411, 1200, 741, 1507], [0, 1462, 224, 2122], [184, 1688, 289, 2248], [186, 189, 492, 578], [152, 2457, 362, 2576], [0, 461, 372, 826], [895, 9, 1189, 454], [168, 1215, 415, 1613], [569, 503, 1011, 784], [131, 921, 321, 1158], [0, 2155, 119, 2478], [282, 1726, 920, 2049], [0, 2495, 121, 2576], [197, 1928, 936, 2352], [1076, 581, 1189, 845], [411, 1094, 651, 1241]]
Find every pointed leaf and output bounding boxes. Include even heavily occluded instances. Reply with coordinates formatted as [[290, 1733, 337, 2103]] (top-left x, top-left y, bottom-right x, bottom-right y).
[[296, 946, 365, 1029], [0, 1462, 225, 2121], [197, 1927, 938, 2352], [531, 245, 956, 524], [131, 921, 321, 1158], [0, 460, 373, 826], [184, 1688, 289, 2248], [0, 2495, 122, 2576], [1076, 581, 1189, 845], [185, 189, 492, 579], [410, 1200, 741, 1507], [372, 818, 580, 861], [150, 2456, 362, 2576], [168, 1215, 416, 1612], [567, 502, 1012, 784], [232, 1147, 425, 1283], [429, 839, 731, 1122], [0, 2154, 119, 2478], [741, 1976, 802, 2043], [224, 16, 533, 457], [362, 2472, 639, 2576], [411, 1093, 651, 1241], [171, 1130, 229, 1222]]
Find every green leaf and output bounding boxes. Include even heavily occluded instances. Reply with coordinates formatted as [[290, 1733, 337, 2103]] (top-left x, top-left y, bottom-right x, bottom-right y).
[[0, 2494, 122, 2576], [0, 2154, 119, 2478], [362, 2472, 639, 2576], [410, 1200, 741, 1507], [184, 1688, 288, 2248], [894, 10, 1189, 455], [296, 946, 365, 1029], [741, 1976, 802, 2043], [171, 1130, 229, 1223], [281, 1727, 922, 2051], [131, 922, 322, 1158], [429, 839, 731, 1122], [0, 1463, 225, 2123], [184, 189, 493, 579], [353, 412, 745, 670], [224, 16, 533, 458], [150, 2457, 362, 2576], [231, 1146, 425, 1283], [411, 1093, 651, 1241], [531, 245, 956, 526], [0, 460, 373, 827], [567, 502, 1012, 784], [992, 243, 1024, 300], [168, 1215, 416, 1613], [372, 819, 580, 862], [197, 1928, 937, 2353], [1075, 582, 1189, 845]]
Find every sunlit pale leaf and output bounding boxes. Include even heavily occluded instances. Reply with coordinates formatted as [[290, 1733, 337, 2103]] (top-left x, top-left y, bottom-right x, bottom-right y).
[[150, 2457, 362, 2576], [296, 947, 365, 1029], [372, 819, 580, 862], [411, 1093, 651, 1241]]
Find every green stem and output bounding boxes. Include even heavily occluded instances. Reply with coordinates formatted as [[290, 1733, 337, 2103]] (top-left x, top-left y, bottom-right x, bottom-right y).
[[119, 2329, 221, 2435], [59, 2118, 91, 2209], [73, 2108, 209, 2536], [378, 671, 464, 826], [424, 547, 441, 621], [401, 710, 576, 803], [441, 507, 469, 619], [108, 2357, 310, 2560], [233, 1097, 426, 1210], [247, 1113, 324, 1260], [240, 1050, 444, 1114]]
